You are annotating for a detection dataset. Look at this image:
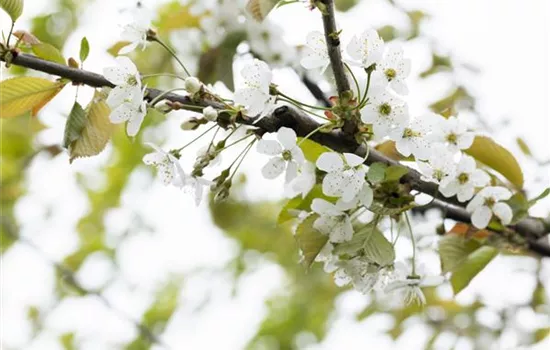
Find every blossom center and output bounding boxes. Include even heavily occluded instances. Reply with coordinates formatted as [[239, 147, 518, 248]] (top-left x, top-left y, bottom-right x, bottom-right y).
[[446, 133, 458, 144], [379, 103, 392, 116], [282, 150, 292, 161], [384, 68, 397, 81], [433, 169, 445, 181], [402, 128, 420, 139], [484, 197, 496, 208], [127, 76, 138, 86], [458, 173, 469, 184]]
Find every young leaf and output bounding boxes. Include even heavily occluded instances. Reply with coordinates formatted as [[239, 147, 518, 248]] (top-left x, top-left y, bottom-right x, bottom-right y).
[[0, 77, 66, 118], [295, 213, 328, 269], [516, 137, 532, 157], [363, 229, 395, 266], [32, 42, 66, 65], [465, 136, 524, 188], [367, 162, 387, 183], [384, 165, 408, 182], [529, 188, 550, 206], [66, 91, 115, 162], [438, 235, 481, 274], [63, 102, 86, 149], [450, 246, 498, 295], [297, 137, 330, 163], [79, 37, 90, 63], [156, 2, 200, 33], [277, 185, 329, 225], [0, 0, 23, 22]]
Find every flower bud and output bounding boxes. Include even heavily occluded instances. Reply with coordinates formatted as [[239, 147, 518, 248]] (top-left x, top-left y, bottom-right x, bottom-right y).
[[184, 77, 201, 94], [203, 106, 218, 122], [181, 117, 201, 130]]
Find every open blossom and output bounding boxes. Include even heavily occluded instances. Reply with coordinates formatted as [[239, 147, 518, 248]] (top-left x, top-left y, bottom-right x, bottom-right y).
[[179, 176, 212, 206], [143, 143, 185, 186], [119, 11, 152, 54], [431, 116, 475, 153], [257, 127, 305, 182], [104, 56, 143, 109], [389, 115, 436, 160], [300, 31, 330, 72], [316, 152, 366, 202], [374, 45, 411, 95], [439, 155, 490, 202], [466, 186, 513, 228], [311, 199, 354, 243], [234, 59, 276, 119], [417, 148, 456, 183], [285, 162, 316, 199], [346, 29, 384, 69], [337, 183, 373, 209], [385, 264, 444, 305], [361, 90, 409, 137], [109, 87, 147, 137]]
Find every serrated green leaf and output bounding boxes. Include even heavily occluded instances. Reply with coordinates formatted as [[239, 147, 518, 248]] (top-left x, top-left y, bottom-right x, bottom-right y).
[[333, 223, 377, 255], [384, 165, 408, 182], [450, 246, 498, 295], [295, 213, 328, 268], [0, 77, 65, 118], [438, 235, 481, 273], [67, 91, 115, 162], [465, 136, 524, 188], [298, 137, 330, 163], [79, 37, 89, 63], [0, 0, 23, 21], [363, 229, 395, 266], [367, 162, 387, 183], [32, 42, 66, 65], [63, 102, 86, 149]]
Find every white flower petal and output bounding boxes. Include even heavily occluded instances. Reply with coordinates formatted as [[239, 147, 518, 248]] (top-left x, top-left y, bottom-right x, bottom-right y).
[[285, 161, 298, 183], [257, 139, 283, 155], [261, 157, 286, 179], [277, 127, 297, 150], [493, 202, 513, 225], [316, 152, 344, 172], [343, 153, 363, 167], [471, 206, 492, 229]]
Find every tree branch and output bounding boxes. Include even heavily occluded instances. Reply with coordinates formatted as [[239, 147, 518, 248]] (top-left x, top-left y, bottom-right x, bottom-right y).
[[2, 52, 549, 256]]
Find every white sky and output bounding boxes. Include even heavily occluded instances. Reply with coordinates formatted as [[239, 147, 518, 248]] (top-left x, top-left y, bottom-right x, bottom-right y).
[[1, 0, 549, 349]]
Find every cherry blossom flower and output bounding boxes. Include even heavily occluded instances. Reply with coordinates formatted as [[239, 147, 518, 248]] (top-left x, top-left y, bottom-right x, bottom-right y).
[[104, 56, 143, 109], [257, 127, 305, 182], [119, 11, 152, 55], [389, 115, 436, 160], [431, 116, 475, 153], [143, 143, 185, 186], [300, 31, 330, 72], [311, 199, 354, 243], [346, 29, 384, 69], [109, 87, 147, 137], [374, 45, 411, 95], [385, 265, 444, 305], [234, 59, 276, 119], [336, 183, 373, 209], [285, 162, 316, 199], [361, 90, 409, 137], [466, 186, 513, 228], [316, 152, 367, 202], [439, 155, 490, 202], [417, 148, 456, 183], [180, 176, 213, 206]]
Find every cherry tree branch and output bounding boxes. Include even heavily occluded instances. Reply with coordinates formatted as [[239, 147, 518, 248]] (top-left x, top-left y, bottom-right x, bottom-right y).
[[2, 52, 549, 256]]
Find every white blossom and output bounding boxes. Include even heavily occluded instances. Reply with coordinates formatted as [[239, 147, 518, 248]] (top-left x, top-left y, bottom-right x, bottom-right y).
[[361, 90, 409, 137], [109, 87, 147, 137], [389, 115, 436, 160], [311, 199, 354, 243], [234, 59, 276, 119], [257, 127, 305, 182], [346, 29, 384, 69], [439, 155, 490, 202], [385, 270, 444, 305], [417, 148, 456, 183], [184, 76, 202, 94], [431, 116, 475, 153], [104, 56, 143, 109], [203, 106, 218, 121], [173, 174, 212, 206], [316, 152, 366, 202], [247, 20, 295, 68], [336, 183, 373, 209], [285, 162, 316, 199], [300, 31, 330, 72], [119, 11, 151, 55], [466, 186, 513, 229], [374, 45, 410, 95], [143, 143, 185, 186]]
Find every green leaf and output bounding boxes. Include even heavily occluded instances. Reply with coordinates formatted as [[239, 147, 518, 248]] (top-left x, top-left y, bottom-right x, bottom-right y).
[[32, 42, 66, 65], [363, 229, 395, 266], [450, 246, 498, 295], [277, 185, 328, 224], [66, 91, 115, 162], [63, 102, 86, 148], [506, 192, 530, 224], [0, 0, 23, 21], [79, 37, 90, 63], [529, 188, 550, 206], [516, 137, 532, 157], [333, 223, 377, 255], [384, 165, 408, 182], [465, 135, 524, 188], [298, 138, 330, 163], [367, 162, 387, 183], [0, 77, 66, 118], [295, 213, 328, 269], [198, 31, 245, 91], [438, 235, 482, 273], [335, 0, 359, 12], [155, 1, 200, 34]]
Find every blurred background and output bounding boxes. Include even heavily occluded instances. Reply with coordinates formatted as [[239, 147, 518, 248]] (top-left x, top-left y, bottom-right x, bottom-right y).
[[1, 0, 549, 349]]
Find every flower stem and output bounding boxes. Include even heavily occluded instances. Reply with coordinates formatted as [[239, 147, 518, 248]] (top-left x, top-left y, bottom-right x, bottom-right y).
[[404, 212, 417, 275], [153, 37, 191, 77], [278, 97, 331, 120], [344, 63, 361, 101], [277, 91, 331, 111], [297, 124, 330, 146], [229, 140, 256, 180], [357, 70, 373, 110], [177, 124, 217, 152], [141, 73, 187, 82]]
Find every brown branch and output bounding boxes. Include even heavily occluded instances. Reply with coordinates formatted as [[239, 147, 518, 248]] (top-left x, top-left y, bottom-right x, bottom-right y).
[[2, 52, 549, 256]]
